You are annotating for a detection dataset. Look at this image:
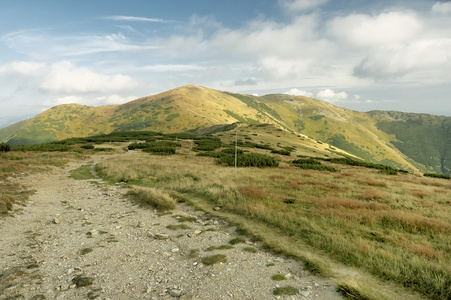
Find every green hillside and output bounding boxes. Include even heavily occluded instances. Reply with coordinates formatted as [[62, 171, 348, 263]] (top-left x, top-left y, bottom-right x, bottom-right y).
[[1, 85, 449, 175]]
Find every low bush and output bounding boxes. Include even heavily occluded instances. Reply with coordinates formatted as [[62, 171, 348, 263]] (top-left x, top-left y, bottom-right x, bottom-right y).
[[80, 144, 94, 149], [193, 138, 222, 151], [0, 143, 11, 152], [11, 143, 71, 152], [291, 158, 337, 172], [424, 173, 450, 179], [271, 149, 291, 156], [217, 153, 279, 168]]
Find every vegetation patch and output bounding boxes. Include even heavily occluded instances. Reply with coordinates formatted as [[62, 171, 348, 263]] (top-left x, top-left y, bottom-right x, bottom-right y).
[[229, 237, 246, 245], [273, 286, 299, 296], [166, 224, 191, 230], [202, 254, 227, 265], [271, 274, 287, 281], [128, 186, 176, 210], [217, 153, 279, 168], [243, 247, 257, 253], [292, 158, 337, 172], [80, 248, 93, 255], [72, 275, 94, 288]]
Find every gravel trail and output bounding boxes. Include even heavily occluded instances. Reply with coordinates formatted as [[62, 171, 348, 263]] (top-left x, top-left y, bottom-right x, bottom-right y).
[[0, 154, 343, 300]]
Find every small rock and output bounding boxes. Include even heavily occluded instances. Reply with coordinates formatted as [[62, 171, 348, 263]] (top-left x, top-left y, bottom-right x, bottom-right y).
[[285, 273, 292, 279], [137, 221, 146, 228], [313, 283, 319, 288], [64, 268, 75, 275], [169, 289, 182, 297], [171, 248, 180, 253], [214, 206, 221, 211], [88, 229, 99, 236], [187, 230, 202, 238], [155, 233, 170, 240], [147, 232, 155, 238], [60, 284, 69, 291], [52, 218, 61, 224], [299, 291, 310, 297]]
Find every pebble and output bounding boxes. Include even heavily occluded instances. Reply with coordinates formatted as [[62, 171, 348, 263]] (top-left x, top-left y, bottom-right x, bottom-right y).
[[169, 289, 182, 297], [155, 233, 170, 240], [300, 291, 310, 297]]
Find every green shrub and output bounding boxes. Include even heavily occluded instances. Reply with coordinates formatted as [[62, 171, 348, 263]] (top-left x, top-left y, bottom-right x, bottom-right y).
[[11, 143, 71, 152], [271, 149, 291, 156], [291, 158, 337, 172], [217, 153, 279, 168], [0, 143, 11, 152], [424, 173, 450, 179], [142, 146, 176, 155], [80, 144, 94, 149], [193, 138, 222, 151]]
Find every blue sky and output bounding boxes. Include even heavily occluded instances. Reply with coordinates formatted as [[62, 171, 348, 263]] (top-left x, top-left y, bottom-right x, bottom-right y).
[[1, 0, 450, 127]]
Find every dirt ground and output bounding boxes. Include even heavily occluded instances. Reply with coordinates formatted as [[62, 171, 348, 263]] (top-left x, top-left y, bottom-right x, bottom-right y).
[[0, 154, 343, 299]]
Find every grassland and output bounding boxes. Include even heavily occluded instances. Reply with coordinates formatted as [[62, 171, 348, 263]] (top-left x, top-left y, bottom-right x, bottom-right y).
[[2, 128, 450, 299], [94, 138, 450, 300]]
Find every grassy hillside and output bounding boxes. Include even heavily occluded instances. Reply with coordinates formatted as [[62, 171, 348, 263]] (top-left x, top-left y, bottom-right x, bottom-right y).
[[0, 119, 29, 143], [1, 85, 449, 175], [369, 111, 451, 175]]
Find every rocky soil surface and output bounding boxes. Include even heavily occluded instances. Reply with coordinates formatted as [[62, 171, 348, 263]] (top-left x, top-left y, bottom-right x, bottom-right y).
[[0, 155, 343, 299]]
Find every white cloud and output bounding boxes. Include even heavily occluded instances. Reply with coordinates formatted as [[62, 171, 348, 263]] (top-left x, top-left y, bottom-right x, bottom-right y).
[[432, 2, 451, 14], [285, 88, 313, 97], [317, 89, 348, 103], [353, 38, 451, 81], [328, 12, 421, 47], [40, 61, 138, 93], [107, 16, 167, 22], [0, 61, 45, 76], [142, 64, 205, 72], [2, 30, 157, 58], [96, 95, 137, 105], [43, 95, 85, 107], [280, 0, 328, 11]]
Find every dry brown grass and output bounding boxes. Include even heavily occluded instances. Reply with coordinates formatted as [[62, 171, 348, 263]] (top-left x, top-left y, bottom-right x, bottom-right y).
[[310, 197, 391, 211], [360, 188, 383, 201], [238, 185, 268, 198], [95, 149, 451, 300], [408, 243, 439, 260], [128, 186, 176, 210], [409, 189, 431, 199]]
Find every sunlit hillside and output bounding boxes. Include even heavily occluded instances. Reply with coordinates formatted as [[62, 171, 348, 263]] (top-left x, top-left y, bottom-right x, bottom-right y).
[[1, 85, 450, 175]]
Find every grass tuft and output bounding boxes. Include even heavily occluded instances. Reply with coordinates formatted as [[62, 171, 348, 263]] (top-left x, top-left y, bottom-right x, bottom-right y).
[[273, 286, 298, 295], [271, 274, 286, 281], [229, 237, 246, 245], [202, 254, 227, 265], [128, 186, 176, 210]]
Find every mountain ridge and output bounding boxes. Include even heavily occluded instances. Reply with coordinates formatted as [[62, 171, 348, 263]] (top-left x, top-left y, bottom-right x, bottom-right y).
[[1, 85, 450, 175]]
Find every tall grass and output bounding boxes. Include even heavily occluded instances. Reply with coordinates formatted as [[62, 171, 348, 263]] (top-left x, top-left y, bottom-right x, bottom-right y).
[[96, 152, 450, 299]]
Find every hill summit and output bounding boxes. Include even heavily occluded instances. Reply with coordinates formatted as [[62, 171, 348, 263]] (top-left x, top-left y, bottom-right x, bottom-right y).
[[1, 85, 450, 175]]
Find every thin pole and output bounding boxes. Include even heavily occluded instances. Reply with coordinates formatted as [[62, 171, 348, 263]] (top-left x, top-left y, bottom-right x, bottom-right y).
[[235, 126, 238, 179]]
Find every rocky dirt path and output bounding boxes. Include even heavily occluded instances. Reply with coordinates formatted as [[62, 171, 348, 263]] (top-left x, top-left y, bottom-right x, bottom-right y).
[[0, 154, 343, 300]]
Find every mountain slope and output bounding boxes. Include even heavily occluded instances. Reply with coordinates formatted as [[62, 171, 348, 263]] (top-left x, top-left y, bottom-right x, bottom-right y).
[[1, 85, 449, 175]]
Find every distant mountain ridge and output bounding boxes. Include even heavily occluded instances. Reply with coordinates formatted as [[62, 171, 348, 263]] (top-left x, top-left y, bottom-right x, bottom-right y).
[[1, 85, 449, 175]]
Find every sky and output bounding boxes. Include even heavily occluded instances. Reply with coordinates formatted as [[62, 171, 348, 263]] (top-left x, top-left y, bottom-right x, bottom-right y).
[[1, 0, 450, 128]]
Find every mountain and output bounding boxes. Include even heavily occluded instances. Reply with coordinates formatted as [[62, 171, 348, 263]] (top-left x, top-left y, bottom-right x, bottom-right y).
[[1, 85, 450, 175]]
